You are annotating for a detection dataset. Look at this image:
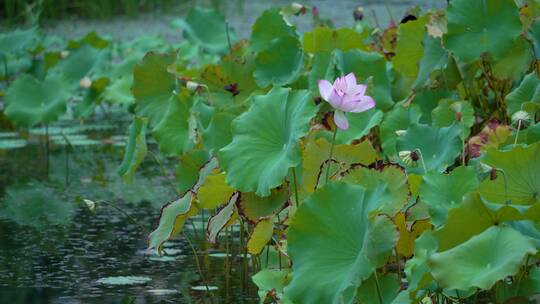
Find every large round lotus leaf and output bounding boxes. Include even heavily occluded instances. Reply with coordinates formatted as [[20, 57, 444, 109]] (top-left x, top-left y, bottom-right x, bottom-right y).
[[412, 89, 454, 125], [202, 112, 235, 153], [419, 166, 479, 226], [335, 108, 383, 144], [396, 123, 462, 174], [432, 99, 474, 139], [4, 74, 70, 128], [152, 93, 194, 156], [117, 117, 148, 182], [413, 36, 447, 89], [237, 187, 288, 223], [443, 0, 521, 63], [340, 165, 409, 216], [173, 7, 236, 53], [430, 226, 536, 291], [219, 87, 317, 196], [479, 144, 540, 205], [285, 183, 397, 304], [198, 172, 235, 210], [132, 52, 176, 125], [492, 37, 532, 81], [0, 27, 38, 55], [505, 72, 540, 116], [380, 104, 422, 158], [175, 150, 211, 195], [308, 52, 336, 96], [335, 49, 394, 110], [393, 15, 428, 86], [250, 8, 297, 52], [254, 36, 304, 87], [302, 137, 378, 193], [302, 27, 366, 53], [50, 45, 103, 86]]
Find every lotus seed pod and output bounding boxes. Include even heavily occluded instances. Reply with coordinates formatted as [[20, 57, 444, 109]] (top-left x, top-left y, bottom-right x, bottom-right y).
[[511, 110, 531, 128], [399, 150, 415, 166]]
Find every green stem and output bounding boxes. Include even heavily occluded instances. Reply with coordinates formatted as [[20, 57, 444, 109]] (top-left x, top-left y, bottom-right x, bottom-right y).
[[182, 231, 212, 294], [373, 271, 385, 304], [292, 167, 300, 207], [514, 120, 521, 145], [415, 149, 428, 174], [325, 127, 338, 184]]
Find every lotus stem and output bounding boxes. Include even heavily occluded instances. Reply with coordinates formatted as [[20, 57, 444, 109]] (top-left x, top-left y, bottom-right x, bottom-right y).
[[292, 167, 300, 207], [414, 148, 428, 175], [182, 231, 212, 295], [325, 127, 338, 184], [225, 22, 233, 53], [373, 271, 384, 304], [514, 119, 521, 145]]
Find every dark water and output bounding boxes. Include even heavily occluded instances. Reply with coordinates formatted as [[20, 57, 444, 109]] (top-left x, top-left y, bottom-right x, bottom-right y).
[[0, 116, 258, 303]]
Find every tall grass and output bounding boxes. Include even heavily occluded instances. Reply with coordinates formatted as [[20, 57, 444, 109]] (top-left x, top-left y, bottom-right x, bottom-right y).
[[1, 0, 190, 24]]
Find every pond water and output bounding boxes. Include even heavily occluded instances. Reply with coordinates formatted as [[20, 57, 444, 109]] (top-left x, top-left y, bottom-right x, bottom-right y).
[[0, 113, 258, 303]]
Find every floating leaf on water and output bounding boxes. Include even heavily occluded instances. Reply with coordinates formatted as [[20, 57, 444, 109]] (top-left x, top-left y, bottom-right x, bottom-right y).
[[0, 138, 27, 149], [149, 256, 177, 262], [191, 285, 219, 292], [96, 276, 152, 286], [147, 289, 180, 296]]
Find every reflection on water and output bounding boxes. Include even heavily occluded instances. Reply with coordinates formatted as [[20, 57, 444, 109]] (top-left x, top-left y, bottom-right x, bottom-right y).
[[0, 119, 258, 303]]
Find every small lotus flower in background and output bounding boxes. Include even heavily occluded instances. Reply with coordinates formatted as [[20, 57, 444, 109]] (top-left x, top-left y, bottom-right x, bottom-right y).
[[318, 73, 375, 130], [79, 76, 92, 89]]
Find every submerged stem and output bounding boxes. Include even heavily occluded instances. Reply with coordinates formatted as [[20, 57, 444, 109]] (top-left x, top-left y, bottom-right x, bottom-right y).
[[325, 127, 338, 185], [182, 231, 212, 294]]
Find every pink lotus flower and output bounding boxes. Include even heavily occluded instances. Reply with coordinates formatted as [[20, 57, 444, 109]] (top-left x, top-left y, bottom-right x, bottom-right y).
[[318, 73, 375, 130]]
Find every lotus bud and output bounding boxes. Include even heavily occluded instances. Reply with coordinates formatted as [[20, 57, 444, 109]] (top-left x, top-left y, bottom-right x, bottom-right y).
[[353, 7, 364, 21], [511, 110, 531, 129], [84, 199, 96, 212], [60, 50, 70, 58], [79, 76, 92, 89], [395, 130, 407, 136]]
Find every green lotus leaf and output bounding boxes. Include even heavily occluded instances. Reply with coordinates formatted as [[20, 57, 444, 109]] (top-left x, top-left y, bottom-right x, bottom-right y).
[[413, 89, 454, 125], [103, 76, 134, 104], [152, 93, 194, 156], [254, 36, 304, 87], [117, 117, 148, 182], [335, 108, 383, 144], [380, 104, 422, 158], [340, 165, 409, 217], [492, 37, 532, 81], [302, 27, 366, 53], [396, 123, 462, 174], [302, 138, 378, 193], [285, 183, 398, 304], [495, 265, 540, 302], [430, 226, 536, 291], [250, 8, 297, 52], [419, 166, 479, 226], [4, 74, 70, 128], [173, 7, 236, 53], [509, 220, 540, 248], [132, 52, 176, 125], [404, 231, 437, 292], [219, 87, 317, 196], [50, 45, 104, 86], [443, 0, 521, 63], [96, 276, 151, 286], [479, 144, 540, 205], [0, 27, 38, 55], [530, 18, 540, 58], [252, 269, 292, 304], [148, 193, 198, 255], [237, 187, 288, 223], [413, 36, 447, 89], [431, 99, 474, 139], [206, 192, 238, 243], [335, 49, 393, 110], [201, 112, 235, 153], [175, 150, 211, 194], [247, 217, 274, 255], [198, 172, 235, 210], [505, 72, 540, 117], [308, 52, 336, 96], [393, 15, 429, 87], [357, 273, 400, 304]]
